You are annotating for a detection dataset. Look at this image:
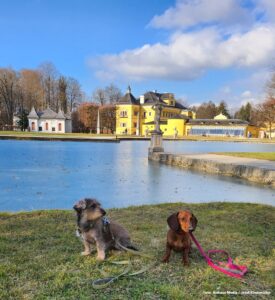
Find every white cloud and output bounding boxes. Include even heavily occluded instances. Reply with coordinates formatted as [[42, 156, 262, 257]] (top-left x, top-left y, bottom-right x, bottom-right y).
[[149, 0, 253, 31], [241, 90, 252, 98], [89, 0, 275, 86], [92, 25, 275, 81]]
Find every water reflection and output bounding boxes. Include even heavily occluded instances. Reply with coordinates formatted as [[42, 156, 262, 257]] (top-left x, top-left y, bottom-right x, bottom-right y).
[[0, 140, 274, 211]]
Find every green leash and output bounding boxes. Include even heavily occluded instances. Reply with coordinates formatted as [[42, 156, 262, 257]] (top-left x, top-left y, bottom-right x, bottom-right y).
[[92, 242, 156, 289]]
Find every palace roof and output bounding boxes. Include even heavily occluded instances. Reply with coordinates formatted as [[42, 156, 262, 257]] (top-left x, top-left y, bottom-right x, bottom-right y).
[[141, 91, 188, 109], [117, 89, 188, 110], [118, 92, 139, 105], [117, 85, 139, 105], [28, 107, 71, 120]]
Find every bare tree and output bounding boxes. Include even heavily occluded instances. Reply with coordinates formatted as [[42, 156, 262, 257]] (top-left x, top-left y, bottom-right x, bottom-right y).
[[257, 98, 275, 138], [66, 77, 82, 111], [38, 62, 59, 109], [19, 69, 44, 111], [104, 84, 122, 104], [192, 101, 217, 119], [266, 72, 275, 98], [77, 102, 99, 132], [99, 104, 116, 133], [92, 88, 106, 105], [0, 68, 20, 125]]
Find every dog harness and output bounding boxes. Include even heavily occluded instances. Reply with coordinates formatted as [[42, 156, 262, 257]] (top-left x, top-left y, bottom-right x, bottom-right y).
[[189, 232, 248, 279], [102, 216, 110, 225]]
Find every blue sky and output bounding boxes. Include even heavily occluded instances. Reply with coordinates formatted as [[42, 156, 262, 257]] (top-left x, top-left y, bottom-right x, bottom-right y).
[[1, 0, 275, 109]]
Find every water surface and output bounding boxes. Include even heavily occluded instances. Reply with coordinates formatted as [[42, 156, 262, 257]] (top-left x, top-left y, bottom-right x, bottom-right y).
[[0, 140, 274, 211]]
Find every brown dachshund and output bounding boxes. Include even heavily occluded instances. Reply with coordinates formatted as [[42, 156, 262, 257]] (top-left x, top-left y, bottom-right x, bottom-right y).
[[162, 210, 198, 266]]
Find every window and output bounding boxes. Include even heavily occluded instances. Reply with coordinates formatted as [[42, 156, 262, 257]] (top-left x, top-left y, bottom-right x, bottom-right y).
[[149, 112, 152, 116], [143, 112, 146, 118], [120, 111, 128, 117], [134, 122, 137, 128], [52, 127, 55, 132], [189, 127, 245, 137], [134, 111, 138, 116], [31, 122, 35, 130], [120, 123, 126, 127], [45, 122, 48, 130], [58, 123, 62, 131], [39, 126, 42, 131]]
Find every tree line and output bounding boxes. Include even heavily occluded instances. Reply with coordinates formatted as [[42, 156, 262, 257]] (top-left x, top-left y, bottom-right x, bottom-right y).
[[0, 62, 83, 127], [71, 84, 123, 133]]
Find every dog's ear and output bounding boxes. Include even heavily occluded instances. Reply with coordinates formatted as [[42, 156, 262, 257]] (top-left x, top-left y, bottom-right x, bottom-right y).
[[167, 213, 179, 231], [191, 213, 198, 231], [73, 199, 86, 212]]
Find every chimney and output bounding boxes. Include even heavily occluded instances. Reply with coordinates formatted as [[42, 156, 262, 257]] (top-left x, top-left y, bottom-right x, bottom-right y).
[[140, 95, 145, 104]]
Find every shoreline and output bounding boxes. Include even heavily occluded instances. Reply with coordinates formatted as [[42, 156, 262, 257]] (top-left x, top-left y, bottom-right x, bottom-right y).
[[0, 134, 120, 143], [149, 152, 275, 188], [1, 132, 275, 143], [1, 201, 274, 214]]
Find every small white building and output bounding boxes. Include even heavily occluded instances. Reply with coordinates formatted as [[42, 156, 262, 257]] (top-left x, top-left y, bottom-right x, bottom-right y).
[[28, 107, 72, 133]]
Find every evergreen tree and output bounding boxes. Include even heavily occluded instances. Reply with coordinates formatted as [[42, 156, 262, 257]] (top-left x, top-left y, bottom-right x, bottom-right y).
[[217, 101, 231, 118], [17, 110, 29, 131], [235, 102, 252, 122]]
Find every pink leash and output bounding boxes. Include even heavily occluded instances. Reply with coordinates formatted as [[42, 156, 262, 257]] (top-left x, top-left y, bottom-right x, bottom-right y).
[[189, 232, 248, 279]]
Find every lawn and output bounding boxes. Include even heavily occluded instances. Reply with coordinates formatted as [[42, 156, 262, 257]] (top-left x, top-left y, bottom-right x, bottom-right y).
[[0, 203, 274, 299], [216, 152, 275, 161], [1, 130, 275, 143], [0, 130, 117, 139]]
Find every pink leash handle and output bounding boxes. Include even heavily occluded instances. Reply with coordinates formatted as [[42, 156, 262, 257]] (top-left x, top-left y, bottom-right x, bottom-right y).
[[189, 232, 248, 279]]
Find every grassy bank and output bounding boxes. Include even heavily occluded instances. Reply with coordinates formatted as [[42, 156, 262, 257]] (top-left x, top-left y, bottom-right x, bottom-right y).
[[1, 130, 275, 143], [0, 203, 274, 299], [215, 152, 275, 161]]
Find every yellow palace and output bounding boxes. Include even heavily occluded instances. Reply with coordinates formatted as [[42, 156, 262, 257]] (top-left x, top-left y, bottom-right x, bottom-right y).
[[116, 87, 258, 138]]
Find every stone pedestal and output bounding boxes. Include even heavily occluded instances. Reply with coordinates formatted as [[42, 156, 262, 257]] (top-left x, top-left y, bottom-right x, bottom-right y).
[[148, 130, 164, 155]]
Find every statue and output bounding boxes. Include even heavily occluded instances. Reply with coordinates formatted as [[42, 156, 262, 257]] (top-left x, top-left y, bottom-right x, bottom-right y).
[[152, 99, 163, 133], [148, 96, 164, 155]]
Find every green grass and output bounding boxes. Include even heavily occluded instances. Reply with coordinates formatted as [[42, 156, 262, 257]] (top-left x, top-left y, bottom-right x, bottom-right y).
[[0, 203, 274, 299], [215, 152, 275, 161], [0, 130, 117, 139], [1, 130, 275, 143]]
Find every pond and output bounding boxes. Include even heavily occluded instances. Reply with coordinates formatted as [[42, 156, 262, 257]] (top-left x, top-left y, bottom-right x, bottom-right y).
[[0, 139, 274, 212]]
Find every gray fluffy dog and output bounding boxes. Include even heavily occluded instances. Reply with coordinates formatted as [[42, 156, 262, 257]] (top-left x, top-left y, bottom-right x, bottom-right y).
[[73, 198, 138, 261]]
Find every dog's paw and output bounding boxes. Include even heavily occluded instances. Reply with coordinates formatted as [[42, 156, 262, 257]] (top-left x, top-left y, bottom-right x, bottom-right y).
[[81, 251, 91, 256], [162, 257, 169, 263], [96, 255, 105, 261], [183, 260, 190, 267]]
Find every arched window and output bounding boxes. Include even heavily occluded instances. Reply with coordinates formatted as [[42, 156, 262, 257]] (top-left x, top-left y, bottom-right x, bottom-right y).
[[31, 122, 35, 130], [45, 122, 48, 130], [58, 123, 62, 131]]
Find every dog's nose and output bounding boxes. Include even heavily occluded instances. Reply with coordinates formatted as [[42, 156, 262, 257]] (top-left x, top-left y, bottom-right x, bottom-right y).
[[101, 208, 106, 216], [189, 226, 193, 231]]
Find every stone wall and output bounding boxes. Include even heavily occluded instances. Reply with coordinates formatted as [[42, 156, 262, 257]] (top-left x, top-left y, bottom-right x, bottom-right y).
[[148, 152, 275, 188]]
